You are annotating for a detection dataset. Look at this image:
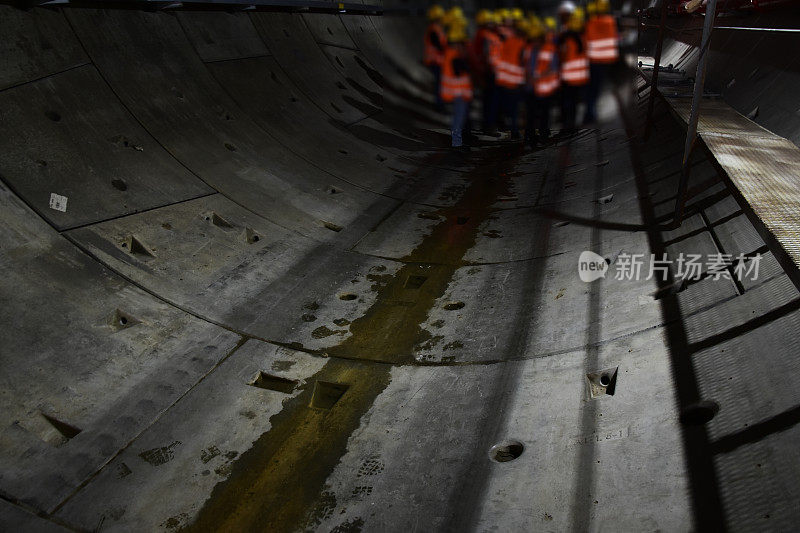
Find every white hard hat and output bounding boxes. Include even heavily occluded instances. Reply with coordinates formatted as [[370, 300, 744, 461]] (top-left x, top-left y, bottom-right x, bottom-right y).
[[558, 1, 577, 14]]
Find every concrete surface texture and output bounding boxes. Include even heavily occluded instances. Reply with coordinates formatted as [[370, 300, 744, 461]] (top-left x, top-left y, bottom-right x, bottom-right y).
[[1, 4, 799, 532]]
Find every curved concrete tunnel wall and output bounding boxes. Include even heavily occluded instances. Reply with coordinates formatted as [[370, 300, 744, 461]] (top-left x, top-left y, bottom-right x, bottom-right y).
[[2, 4, 800, 531]]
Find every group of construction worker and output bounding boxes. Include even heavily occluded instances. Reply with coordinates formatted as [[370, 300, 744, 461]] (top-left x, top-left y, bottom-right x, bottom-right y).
[[423, 1, 619, 150]]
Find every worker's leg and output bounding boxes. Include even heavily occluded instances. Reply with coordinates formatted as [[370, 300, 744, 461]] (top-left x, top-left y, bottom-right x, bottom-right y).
[[497, 86, 508, 131], [585, 63, 606, 124], [508, 88, 521, 139], [536, 94, 552, 142], [524, 92, 536, 145], [561, 85, 576, 134], [482, 72, 497, 133], [542, 94, 552, 139], [430, 64, 444, 111], [451, 97, 468, 147]]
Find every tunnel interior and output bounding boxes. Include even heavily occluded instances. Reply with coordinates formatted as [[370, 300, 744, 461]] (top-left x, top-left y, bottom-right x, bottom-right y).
[[2, 1, 800, 531]]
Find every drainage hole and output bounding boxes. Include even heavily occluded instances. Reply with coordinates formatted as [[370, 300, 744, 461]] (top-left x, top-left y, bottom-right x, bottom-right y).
[[489, 441, 524, 463], [339, 293, 357, 301], [443, 301, 465, 311], [45, 110, 61, 122], [251, 235, 260, 242], [118, 316, 128, 326], [111, 178, 128, 191], [599, 374, 610, 387]]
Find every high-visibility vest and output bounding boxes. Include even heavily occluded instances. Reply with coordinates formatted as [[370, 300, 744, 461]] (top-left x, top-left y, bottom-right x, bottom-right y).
[[485, 31, 502, 74], [585, 14, 619, 64], [495, 35, 526, 89], [534, 40, 560, 97], [424, 23, 446, 66], [440, 45, 473, 102], [561, 36, 589, 86]]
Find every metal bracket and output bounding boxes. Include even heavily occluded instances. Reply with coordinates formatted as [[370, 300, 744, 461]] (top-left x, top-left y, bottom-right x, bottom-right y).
[[673, 0, 719, 227]]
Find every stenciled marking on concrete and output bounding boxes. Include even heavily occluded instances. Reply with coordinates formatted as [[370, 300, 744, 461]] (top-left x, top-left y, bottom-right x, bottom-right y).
[[572, 427, 630, 446], [187, 146, 525, 531]]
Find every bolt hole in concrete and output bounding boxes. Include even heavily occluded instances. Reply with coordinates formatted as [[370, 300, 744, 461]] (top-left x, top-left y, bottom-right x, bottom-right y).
[[111, 178, 127, 191], [224, 142, 237, 152], [249, 371, 299, 394], [443, 301, 465, 310], [309, 380, 349, 410], [587, 367, 618, 398], [680, 400, 720, 425], [244, 228, 260, 244], [41, 413, 81, 443], [339, 293, 358, 301], [45, 110, 61, 122], [489, 440, 524, 463], [109, 309, 139, 330], [211, 212, 234, 228]]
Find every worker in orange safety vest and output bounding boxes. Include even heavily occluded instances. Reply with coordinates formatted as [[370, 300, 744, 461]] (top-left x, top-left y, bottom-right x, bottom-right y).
[[441, 24, 473, 150], [559, 7, 590, 134], [524, 16, 560, 146], [584, 0, 619, 123], [495, 10, 527, 140], [471, 10, 502, 135], [424, 5, 447, 112]]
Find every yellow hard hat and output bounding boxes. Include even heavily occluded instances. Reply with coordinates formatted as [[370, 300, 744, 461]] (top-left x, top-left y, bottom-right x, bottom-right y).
[[516, 18, 530, 33], [476, 9, 491, 25], [498, 8, 512, 21], [527, 16, 544, 38], [586, 1, 598, 16], [447, 26, 467, 43], [511, 7, 524, 21], [567, 7, 585, 31], [544, 16, 557, 31], [427, 5, 444, 21], [596, 0, 611, 13], [445, 6, 464, 20]]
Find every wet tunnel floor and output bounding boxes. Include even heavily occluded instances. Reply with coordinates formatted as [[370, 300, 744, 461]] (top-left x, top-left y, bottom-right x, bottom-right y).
[[187, 145, 525, 531], [6, 49, 800, 529], [2, 105, 704, 532]]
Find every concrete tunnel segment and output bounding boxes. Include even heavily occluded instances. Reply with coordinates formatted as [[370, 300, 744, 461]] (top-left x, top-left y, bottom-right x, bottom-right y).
[[1, 3, 800, 531]]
